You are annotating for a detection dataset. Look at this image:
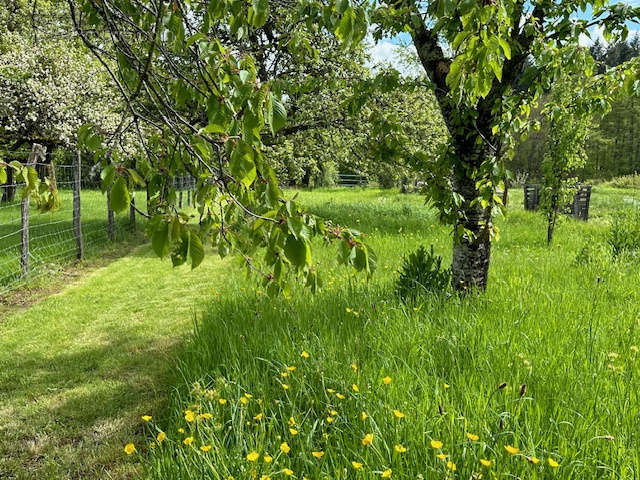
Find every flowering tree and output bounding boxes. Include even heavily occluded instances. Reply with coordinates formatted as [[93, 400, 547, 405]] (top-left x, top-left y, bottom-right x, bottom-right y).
[[68, 0, 639, 293]]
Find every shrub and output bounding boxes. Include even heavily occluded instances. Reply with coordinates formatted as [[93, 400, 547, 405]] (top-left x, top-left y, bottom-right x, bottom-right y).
[[608, 208, 640, 260], [604, 173, 640, 189], [395, 245, 450, 300]]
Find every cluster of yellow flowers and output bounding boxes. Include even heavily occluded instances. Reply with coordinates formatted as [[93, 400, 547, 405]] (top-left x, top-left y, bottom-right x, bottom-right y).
[[124, 348, 563, 477]]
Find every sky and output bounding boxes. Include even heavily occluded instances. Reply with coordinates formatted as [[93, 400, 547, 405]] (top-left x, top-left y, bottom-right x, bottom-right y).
[[367, 1, 640, 73]]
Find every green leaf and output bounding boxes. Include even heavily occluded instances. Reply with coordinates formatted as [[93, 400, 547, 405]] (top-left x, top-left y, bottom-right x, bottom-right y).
[[498, 38, 511, 60], [100, 165, 116, 193], [251, 0, 269, 28], [152, 222, 170, 258], [128, 168, 145, 187], [284, 236, 311, 268], [188, 231, 205, 269], [230, 140, 257, 187], [0, 167, 6, 185], [270, 94, 287, 132], [110, 176, 130, 213]]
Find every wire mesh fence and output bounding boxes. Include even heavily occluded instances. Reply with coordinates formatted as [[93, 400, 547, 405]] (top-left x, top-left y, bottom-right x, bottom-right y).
[[0, 144, 178, 295]]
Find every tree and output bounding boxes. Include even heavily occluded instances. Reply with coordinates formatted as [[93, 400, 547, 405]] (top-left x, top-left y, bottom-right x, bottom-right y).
[[539, 76, 592, 245], [69, 0, 640, 293]]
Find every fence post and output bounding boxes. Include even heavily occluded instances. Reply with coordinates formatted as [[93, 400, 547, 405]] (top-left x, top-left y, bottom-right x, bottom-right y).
[[178, 176, 184, 208], [21, 143, 45, 278], [73, 150, 84, 259], [107, 187, 115, 241], [129, 197, 136, 231]]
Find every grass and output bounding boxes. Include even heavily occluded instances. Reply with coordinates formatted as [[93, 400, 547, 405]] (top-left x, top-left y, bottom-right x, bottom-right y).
[[0, 188, 146, 292], [2, 186, 640, 479], [136, 186, 640, 479], [0, 242, 230, 479]]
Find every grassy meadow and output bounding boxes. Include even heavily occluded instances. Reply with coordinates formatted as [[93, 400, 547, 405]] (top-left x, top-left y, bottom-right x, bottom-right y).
[[131, 186, 640, 479], [2, 186, 640, 479]]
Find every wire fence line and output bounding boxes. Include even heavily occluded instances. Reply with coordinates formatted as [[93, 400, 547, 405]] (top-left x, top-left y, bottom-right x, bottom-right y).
[[0, 143, 194, 296]]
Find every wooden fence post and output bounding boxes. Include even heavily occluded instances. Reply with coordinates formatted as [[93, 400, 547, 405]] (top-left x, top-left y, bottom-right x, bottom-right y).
[[73, 150, 84, 260], [178, 176, 184, 208], [107, 187, 115, 240], [129, 197, 136, 231], [21, 144, 46, 278]]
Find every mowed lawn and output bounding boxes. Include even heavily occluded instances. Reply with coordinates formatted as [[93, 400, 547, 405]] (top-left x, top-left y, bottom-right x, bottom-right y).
[[2, 186, 640, 479], [0, 244, 230, 479]]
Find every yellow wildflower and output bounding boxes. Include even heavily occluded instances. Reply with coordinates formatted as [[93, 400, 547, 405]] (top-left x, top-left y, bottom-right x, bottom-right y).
[[351, 461, 364, 470], [184, 410, 195, 422], [280, 442, 291, 454], [336, 393, 345, 400], [504, 445, 519, 455], [282, 384, 289, 390], [200, 445, 212, 452], [141, 415, 152, 422], [288, 416, 296, 426], [383, 376, 392, 385], [312, 451, 324, 458], [253, 413, 264, 421], [393, 410, 405, 419], [381, 469, 392, 478], [240, 397, 249, 405], [289, 428, 298, 435], [260, 476, 271, 480], [466, 432, 479, 441], [183, 437, 194, 446], [436, 453, 447, 460], [263, 455, 273, 463], [287, 365, 296, 371], [351, 363, 358, 371], [219, 398, 227, 405], [156, 432, 166, 443], [430, 440, 443, 449], [246, 451, 260, 462], [124, 443, 135, 455], [362, 433, 374, 446], [244, 393, 253, 399], [352, 384, 359, 392], [527, 456, 540, 464], [361, 411, 368, 421], [283, 469, 294, 476], [480, 459, 492, 467], [327, 388, 336, 394], [178, 428, 185, 434], [301, 351, 310, 358], [444, 383, 450, 389], [548, 458, 560, 468], [394, 444, 407, 453], [446, 461, 456, 471], [281, 372, 289, 378], [329, 409, 338, 416], [199, 413, 213, 420], [326, 416, 334, 423]]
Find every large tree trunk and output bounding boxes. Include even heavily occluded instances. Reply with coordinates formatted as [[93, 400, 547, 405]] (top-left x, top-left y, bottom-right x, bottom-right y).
[[451, 163, 493, 291]]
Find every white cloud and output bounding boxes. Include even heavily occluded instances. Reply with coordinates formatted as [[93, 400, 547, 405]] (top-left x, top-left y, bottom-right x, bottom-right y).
[[366, 40, 423, 77]]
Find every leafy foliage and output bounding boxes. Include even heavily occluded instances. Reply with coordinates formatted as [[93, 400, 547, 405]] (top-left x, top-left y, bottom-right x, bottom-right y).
[[608, 207, 640, 260], [394, 245, 450, 301]]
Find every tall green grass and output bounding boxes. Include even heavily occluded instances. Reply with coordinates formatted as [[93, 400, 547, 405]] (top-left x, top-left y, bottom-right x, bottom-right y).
[[135, 187, 640, 479]]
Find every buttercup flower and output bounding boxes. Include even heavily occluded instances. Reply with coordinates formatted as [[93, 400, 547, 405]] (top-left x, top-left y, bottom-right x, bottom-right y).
[[430, 440, 443, 449], [289, 428, 298, 435], [183, 437, 194, 446], [394, 444, 406, 453], [383, 376, 392, 385], [446, 461, 456, 471], [527, 456, 540, 464], [352, 461, 364, 470], [393, 410, 405, 419], [480, 459, 493, 467], [466, 432, 479, 441], [200, 445, 212, 452], [312, 451, 324, 458], [283, 468, 294, 476], [184, 410, 195, 422], [199, 413, 212, 420], [301, 351, 310, 358], [505, 445, 519, 455], [361, 411, 368, 421], [362, 433, 374, 446], [381, 469, 392, 478], [156, 432, 166, 443], [246, 451, 260, 462], [548, 458, 560, 468], [263, 455, 273, 463], [352, 384, 359, 392], [436, 453, 447, 460], [141, 415, 152, 422], [280, 442, 291, 453], [124, 443, 135, 455]]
